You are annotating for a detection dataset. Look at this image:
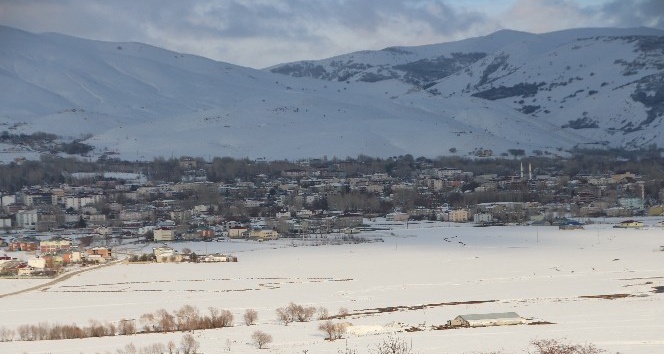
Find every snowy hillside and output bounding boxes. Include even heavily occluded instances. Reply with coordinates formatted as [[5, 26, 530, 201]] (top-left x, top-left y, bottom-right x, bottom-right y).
[[2, 26, 664, 161], [272, 27, 664, 153]]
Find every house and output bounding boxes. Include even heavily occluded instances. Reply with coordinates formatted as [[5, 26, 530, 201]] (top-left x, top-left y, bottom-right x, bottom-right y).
[[15, 209, 38, 229], [558, 220, 584, 230], [473, 213, 493, 224], [42, 254, 65, 268], [153, 227, 174, 242], [614, 220, 644, 229], [27, 256, 46, 269], [63, 250, 82, 263], [448, 312, 526, 328], [198, 228, 215, 240], [386, 212, 409, 222], [0, 215, 11, 228], [8, 237, 39, 252], [87, 247, 113, 260], [249, 229, 279, 240], [228, 227, 249, 239], [64, 194, 104, 211], [40, 238, 73, 253], [448, 209, 470, 223], [276, 210, 291, 219], [282, 169, 307, 178], [335, 213, 363, 228], [153, 246, 182, 263], [0, 259, 24, 275], [201, 253, 237, 262]]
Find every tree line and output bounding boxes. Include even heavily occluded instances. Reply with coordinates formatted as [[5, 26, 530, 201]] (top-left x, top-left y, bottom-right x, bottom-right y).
[[1, 146, 663, 192]]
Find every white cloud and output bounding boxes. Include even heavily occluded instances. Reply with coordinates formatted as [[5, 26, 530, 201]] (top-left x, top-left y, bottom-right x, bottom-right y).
[[0, 0, 661, 68]]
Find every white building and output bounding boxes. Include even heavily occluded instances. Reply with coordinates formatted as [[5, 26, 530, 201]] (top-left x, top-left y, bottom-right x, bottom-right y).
[[153, 228, 174, 242], [0, 216, 11, 228], [27, 257, 46, 269], [65, 194, 103, 211], [16, 209, 38, 229], [473, 213, 493, 224], [249, 229, 279, 240], [153, 246, 182, 262], [448, 312, 525, 327]]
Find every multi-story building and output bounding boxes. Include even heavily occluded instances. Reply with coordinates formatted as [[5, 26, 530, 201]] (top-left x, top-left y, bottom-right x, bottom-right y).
[[16, 209, 38, 229], [153, 227, 174, 242], [40, 238, 73, 254]]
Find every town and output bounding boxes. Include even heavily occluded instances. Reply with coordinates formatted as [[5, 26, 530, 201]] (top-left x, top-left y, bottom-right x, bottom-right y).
[[1, 148, 663, 277]]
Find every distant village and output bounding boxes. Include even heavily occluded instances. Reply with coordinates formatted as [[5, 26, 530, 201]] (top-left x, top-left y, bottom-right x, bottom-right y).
[[1, 152, 663, 277]]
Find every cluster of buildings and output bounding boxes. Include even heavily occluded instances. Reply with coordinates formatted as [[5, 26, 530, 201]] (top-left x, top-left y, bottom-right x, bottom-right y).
[[1, 156, 660, 275], [0, 157, 660, 244], [1, 236, 113, 276]]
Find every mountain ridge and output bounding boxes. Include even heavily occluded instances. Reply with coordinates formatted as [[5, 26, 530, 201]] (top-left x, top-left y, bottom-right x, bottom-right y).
[[2, 26, 664, 161]]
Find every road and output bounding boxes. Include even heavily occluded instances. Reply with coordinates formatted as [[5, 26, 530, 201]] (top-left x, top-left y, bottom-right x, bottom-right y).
[[0, 260, 122, 299]]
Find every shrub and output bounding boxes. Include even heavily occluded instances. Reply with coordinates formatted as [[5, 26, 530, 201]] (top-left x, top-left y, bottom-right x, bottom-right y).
[[530, 339, 606, 354], [276, 307, 293, 326], [251, 330, 273, 349], [338, 307, 350, 318], [318, 320, 350, 341], [181, 333, 200, 354], [317, 307, 330, 320], [244, 309, 258, 325], [370, 335, 413, 354], [218, 309, 234, 327]]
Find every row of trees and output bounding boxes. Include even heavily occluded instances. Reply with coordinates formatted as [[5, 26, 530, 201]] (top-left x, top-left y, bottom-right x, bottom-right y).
[[114, 333, 200, 354], [0, 304, 241, 342], [139, 305, 234, 333], [275, 302, 349, 326], [0, 304, 611, 354]]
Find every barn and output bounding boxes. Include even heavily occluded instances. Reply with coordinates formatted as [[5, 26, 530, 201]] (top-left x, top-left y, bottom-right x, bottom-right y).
[[448, 312, 525, 327]]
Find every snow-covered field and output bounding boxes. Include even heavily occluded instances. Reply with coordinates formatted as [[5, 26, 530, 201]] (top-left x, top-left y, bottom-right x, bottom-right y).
[[1, 221, 664, 353]]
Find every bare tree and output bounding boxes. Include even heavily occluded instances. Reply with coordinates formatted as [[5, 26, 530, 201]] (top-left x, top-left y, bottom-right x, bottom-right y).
[[370, 335, 413, 354], [319, 321, 349, 341], [156, 309, 176, 332], [283, 302, 316, 322], [0, 326, 15, 341], [120, 343, 137, 354], [317, 307, 329, 320], [529, 339, 606, 354], [145, 343, 167, 354], [219, 309, 234, 327], [338, 307, 350, 318], [176, 305, 201, 331], [318, 320, 336, 341], [16, 324, 31, 341], [244, 309, 258, 325], [276, 307, 293, 326], [167, 340, 177, 354], [106, 322, 117, 336], [87, 320, 107, 337], [333, 322, 350, 340], [118, 319, 136, 335], [181, 333, 200, 354], [140, 313, 157, 332], [251, 330, 273, 349]]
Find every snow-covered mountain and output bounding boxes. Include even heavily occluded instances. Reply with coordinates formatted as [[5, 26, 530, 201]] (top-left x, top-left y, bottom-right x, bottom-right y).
[[2, 25, 664, 161]]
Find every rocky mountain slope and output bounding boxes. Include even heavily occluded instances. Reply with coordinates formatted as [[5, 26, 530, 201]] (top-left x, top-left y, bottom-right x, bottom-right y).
[[2, 25, 663, 161]]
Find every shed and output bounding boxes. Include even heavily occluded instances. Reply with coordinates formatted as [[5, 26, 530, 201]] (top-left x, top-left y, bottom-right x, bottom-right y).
[[448, 312, 525, 327]]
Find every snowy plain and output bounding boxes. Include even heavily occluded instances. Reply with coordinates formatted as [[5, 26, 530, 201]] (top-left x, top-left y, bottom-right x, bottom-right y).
[[1, 219, 664, 354]]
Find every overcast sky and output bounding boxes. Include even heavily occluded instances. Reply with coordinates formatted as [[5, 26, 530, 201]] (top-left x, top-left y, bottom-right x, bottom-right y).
[[2, 0, 663, 68]]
